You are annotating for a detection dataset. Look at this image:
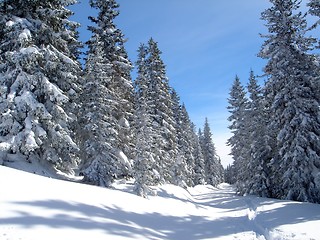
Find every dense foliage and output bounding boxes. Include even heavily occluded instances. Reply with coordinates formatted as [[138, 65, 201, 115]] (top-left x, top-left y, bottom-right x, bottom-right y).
[[0, 0, 224, 197], [226, 0, 320, 203], [3, 0, 318, 204], [0, 0, 81, 172]]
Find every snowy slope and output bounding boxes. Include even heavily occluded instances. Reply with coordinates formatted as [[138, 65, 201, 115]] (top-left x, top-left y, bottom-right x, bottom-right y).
[[1, 166, 320, 240]]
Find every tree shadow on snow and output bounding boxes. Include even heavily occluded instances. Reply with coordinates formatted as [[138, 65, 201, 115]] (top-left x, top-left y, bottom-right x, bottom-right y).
[[1, 196, 320, 239], [0, 199, 225, 239]]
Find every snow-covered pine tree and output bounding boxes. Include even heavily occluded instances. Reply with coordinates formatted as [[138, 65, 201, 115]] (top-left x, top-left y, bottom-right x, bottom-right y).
[[191, 124, 205, 185], [227, 76, 249, 194], [79, 0, 134, 187], [260, 0, 320, 203], [133, 44, 157, 197], [146, 38, 177, 184], [224, 164, 236, 184], [0, 0, 81, 172], [201, 118, 224, 186], [171, 100, 198, 188], [245, 70, 272, 197], [179, 104, 197, 187], [170, 90, 188, 188]]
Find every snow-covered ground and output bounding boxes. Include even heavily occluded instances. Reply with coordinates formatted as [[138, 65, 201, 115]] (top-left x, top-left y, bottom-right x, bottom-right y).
[[1, 166, 320, 240]]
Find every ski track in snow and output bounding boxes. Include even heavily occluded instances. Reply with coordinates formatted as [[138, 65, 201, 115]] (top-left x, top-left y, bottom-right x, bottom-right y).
[[244, 197, 269, 240], [1, 166, 320, 240], [189, 184, 270, 240]]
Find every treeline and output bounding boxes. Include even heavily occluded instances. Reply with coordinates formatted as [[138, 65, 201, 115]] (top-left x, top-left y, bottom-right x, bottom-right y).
[[0, 0, 224, 197], [225, 0, 320, 203]]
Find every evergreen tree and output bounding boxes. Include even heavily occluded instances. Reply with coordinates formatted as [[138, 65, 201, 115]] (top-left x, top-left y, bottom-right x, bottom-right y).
[[179, 104, 196, 187], [181, 104, 196, 187], [170, 90, 188, 188], [0, 0, 81, 172], [201, 118, 224, 186], [225, 164, 236, 184], [146, 38, 177, 183], [260, 0, 320, 202], [133, 44, 156, 197], [227, 76, 249, 193], [133, 42, 200, 192], [245, 70, 272, 197], [79, 0, 134, 187], [192, 124, 206, 185]]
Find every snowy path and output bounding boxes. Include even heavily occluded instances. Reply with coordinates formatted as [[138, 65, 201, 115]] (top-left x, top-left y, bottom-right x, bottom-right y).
[[186, 184, 272, 240], [1, 166, 320, 240], [188, 184, 320, 240]]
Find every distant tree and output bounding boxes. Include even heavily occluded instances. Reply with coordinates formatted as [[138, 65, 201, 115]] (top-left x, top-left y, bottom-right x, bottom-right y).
[[201, 118, 224, 186], [224, 164, 236, 184], [192, 124, 205, 185], [79, 0, 134, 187], [260, 0, 320, 202], [0, 0, 81, 172]]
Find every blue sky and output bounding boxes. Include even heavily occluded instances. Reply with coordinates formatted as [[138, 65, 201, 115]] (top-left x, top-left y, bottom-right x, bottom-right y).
[[69, 0, 272, 167]]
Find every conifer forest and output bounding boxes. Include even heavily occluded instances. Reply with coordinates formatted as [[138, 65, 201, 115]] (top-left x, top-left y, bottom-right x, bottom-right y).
[[0, 0, 319, 203]]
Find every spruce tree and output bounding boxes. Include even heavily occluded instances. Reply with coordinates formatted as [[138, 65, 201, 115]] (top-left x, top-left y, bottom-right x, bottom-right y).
[[170, 90, 188, 188], [245, 71, 272, 197], [146, 38, 177, 183], [180, 104, 197, 186], [133, 44, 157, 197], [79, 0, 134, 187], [192, 124, 206, 185], [201, 118, 224, 186], [0, 0, 81, 172], [225, 164, 236, 184], [227, 76, 249, 193], [260, 0, 320, 202]]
